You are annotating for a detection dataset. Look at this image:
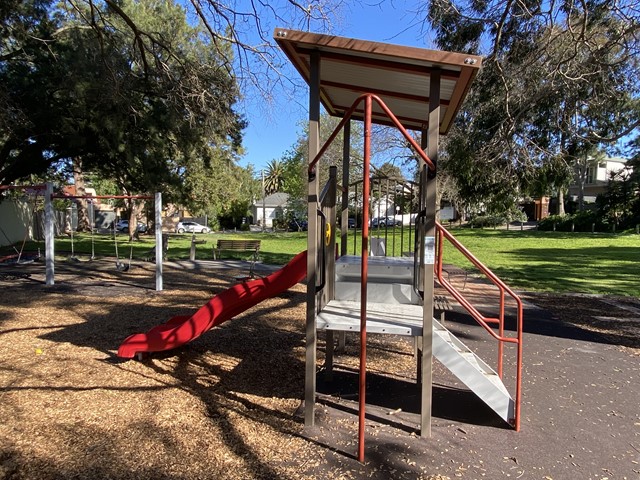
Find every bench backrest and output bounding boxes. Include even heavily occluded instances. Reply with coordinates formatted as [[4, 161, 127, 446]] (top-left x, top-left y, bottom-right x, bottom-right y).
[[216, 239, 261, 250]]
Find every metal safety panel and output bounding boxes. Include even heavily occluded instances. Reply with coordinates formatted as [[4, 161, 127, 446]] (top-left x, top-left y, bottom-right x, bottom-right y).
[[336, 255, 414, 283], [334, 281, 421, 305]]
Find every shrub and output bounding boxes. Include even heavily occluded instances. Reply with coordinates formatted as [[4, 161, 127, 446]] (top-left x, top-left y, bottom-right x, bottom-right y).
[[538, 212, 606, 232], [507, 209, 528, 223], [467, 215, 506, 228]]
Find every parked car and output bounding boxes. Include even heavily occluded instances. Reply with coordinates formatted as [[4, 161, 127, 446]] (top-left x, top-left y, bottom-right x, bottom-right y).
[[339, 217, 357, 228], [288, 218, 308, 231], [176, 221, 210, 234], [115, 220, 147, 233], [371, 216, 401, 227]]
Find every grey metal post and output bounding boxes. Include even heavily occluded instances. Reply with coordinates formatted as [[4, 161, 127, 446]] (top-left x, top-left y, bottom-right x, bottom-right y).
[[421, 68, 440, 437], [305, 51, 321, 428], [338, 123, 351, 353], [326, 166, 338, 305], [190, 234, 196, 261], [44, 182, 54, 286], [155, 192, 163, 292]]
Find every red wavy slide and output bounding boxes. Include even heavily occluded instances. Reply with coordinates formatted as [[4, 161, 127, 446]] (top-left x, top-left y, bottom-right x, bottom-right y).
[[117, 250, 307, 358]]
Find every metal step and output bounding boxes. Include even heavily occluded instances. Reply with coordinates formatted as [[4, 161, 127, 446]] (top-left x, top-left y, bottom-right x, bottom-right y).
[[334, 280, 421, 305], [432, 318, 514, 424], [336, 255, 414, 284], [317, 300, 423, 336]]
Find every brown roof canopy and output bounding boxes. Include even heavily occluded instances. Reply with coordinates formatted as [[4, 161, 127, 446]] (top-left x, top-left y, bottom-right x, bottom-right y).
[[274, 29, 482, 134]]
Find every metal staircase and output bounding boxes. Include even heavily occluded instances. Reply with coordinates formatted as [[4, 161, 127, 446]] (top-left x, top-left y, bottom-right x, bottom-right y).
[[432, 317, 514, 424], [319, 254, 516, 427]]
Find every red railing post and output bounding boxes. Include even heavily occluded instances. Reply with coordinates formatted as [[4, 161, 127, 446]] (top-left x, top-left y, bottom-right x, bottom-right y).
[[357, 95, 373, 463], [434, 223, 523, 430]]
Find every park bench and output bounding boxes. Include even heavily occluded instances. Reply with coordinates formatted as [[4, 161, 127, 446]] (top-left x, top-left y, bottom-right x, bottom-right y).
[[442, 263, 468, 290], [435, 265, 465, 323], [213, 239, 261, 262], [434, 294, 453, 323]]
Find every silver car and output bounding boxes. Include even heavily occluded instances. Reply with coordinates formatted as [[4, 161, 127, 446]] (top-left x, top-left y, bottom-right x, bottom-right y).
[[176, 221, 210, 234]]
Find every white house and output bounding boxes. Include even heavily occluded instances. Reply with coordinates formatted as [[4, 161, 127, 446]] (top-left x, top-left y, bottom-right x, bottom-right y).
[[568, 156, 630, 204], [252, 192, 289, 228]]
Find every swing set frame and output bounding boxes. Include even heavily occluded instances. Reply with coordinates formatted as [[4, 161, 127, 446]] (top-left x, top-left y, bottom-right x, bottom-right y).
[[48, 189, 163, 290], [0, 184, 46, 264], [2, 184, 164, 291]]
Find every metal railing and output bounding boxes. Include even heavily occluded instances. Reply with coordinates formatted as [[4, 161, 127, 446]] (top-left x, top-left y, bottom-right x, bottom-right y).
[[345, 176, 419, 258], [435, 222, 523, 431]]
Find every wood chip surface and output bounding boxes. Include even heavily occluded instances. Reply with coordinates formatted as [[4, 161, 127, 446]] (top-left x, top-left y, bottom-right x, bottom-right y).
[[1, 259, 638, 479]]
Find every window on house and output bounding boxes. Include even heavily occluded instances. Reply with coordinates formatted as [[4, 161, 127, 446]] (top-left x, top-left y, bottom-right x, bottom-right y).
[[586, 166, 596, 184]]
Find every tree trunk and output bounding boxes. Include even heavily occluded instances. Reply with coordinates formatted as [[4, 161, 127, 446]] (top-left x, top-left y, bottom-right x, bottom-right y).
[[126, 199, 144, 241], [72, 157, 91, 231], [575, 156, 589, 212], [557, 188, 566, 215]]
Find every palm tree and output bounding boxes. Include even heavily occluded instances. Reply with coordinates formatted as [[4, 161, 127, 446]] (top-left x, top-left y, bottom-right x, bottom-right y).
[[263, 159, 285, 195]]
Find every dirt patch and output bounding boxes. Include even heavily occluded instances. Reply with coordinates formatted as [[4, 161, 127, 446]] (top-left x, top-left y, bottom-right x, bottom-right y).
[[522, 292, 640, 351]]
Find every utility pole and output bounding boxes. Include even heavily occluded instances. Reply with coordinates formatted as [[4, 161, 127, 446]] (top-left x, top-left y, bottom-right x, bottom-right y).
[[262, 169, 266, 232]]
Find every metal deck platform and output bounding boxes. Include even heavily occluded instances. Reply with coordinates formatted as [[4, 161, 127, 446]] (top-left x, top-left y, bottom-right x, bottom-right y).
[[317, 300, 423, 336]]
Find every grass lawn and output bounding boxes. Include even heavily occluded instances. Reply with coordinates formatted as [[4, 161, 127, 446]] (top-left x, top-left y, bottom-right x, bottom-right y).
[[5, 227, 638, 297], [440, 229, 640, 297]]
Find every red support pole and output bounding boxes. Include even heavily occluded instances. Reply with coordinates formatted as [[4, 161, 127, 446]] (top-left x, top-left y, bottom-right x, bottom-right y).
[[52, 194, 153, 200], [0, 184, 46, 191], [358, 94, 372, 463]]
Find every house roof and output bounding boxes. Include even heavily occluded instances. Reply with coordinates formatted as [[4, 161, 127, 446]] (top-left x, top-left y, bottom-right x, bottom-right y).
[[255, 192, 289, 208], [274, 29, 482, 134]]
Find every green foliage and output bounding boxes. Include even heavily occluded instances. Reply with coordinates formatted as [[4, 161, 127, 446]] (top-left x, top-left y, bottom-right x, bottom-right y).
[[428, 0, 639, 212], [279, 146, 307, 218], [596, 167, 639, 229], [0, 0, 246, 208], [263, 159, 285, 194], [467, 215, 505, 228], [538, 212, 604, 232], [217, 198, 253, 229]]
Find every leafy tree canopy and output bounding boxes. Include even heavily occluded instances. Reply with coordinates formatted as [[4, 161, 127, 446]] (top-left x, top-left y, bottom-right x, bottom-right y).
[[1, 0, 247, 215], [424, 0, 640, 213]]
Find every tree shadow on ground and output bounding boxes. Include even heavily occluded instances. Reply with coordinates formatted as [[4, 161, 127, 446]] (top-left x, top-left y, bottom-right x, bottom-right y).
[[442, 293, 640, 350]]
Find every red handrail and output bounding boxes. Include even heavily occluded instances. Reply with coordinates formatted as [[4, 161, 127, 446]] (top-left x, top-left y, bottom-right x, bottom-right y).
[[435, 222, 523, 431], [308, 94, 436, 175]]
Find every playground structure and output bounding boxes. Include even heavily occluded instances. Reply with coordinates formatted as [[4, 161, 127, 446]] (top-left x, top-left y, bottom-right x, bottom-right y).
[[274, 28, 523, 461], [1, 184, 164, 291], [114, 30, 523, 464]]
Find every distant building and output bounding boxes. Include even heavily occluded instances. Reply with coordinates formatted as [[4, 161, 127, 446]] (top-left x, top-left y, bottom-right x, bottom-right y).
[[252, 192, 289, 228], [568, 156, 630, 204]]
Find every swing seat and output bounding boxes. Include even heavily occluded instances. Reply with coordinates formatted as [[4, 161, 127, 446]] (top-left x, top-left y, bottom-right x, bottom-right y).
[[116, 261, 130, 272]]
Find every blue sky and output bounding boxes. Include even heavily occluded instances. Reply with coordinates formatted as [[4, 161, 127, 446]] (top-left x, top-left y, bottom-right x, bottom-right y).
[[237, 1, 436, 173]]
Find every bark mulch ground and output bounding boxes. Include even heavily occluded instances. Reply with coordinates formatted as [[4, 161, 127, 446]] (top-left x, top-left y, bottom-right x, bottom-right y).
[[0, 259, 638, 480]]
